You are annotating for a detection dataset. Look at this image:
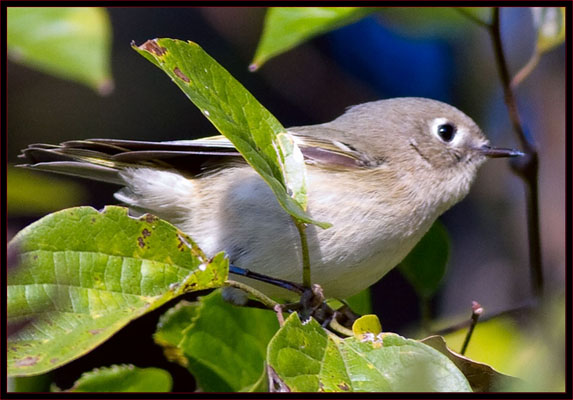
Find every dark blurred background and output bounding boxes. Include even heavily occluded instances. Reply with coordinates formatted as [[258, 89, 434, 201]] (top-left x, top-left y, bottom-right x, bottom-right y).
[[7, 7, 565, 391]]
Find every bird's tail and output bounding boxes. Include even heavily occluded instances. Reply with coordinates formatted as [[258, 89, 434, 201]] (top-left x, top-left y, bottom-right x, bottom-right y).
[[18, 137, 242, 184]]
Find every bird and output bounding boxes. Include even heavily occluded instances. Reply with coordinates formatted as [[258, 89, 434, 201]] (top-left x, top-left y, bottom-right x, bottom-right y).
[[18, 97, 523, 301]]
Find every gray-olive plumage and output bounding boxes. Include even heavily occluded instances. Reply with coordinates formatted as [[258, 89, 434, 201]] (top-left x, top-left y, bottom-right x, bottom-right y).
[[19, 98, 522, 299]]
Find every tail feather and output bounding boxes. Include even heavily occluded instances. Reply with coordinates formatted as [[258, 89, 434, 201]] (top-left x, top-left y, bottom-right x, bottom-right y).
[[18, 137, 244, 185], [18, 161, 124, 185], [19, 144, 126, 184]]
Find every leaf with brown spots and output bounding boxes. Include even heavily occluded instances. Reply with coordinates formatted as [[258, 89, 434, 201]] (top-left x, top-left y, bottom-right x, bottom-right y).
[[139, 39, 167, 56], [133, 38, 330, 229], [173, 67, 190, 83], [7, 205, 228, 377]]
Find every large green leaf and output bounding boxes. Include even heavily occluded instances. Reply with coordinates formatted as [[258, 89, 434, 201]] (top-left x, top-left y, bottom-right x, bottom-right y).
[[155, 290, 279, 392], [252, 7, 375, 70], [398, 220, 450, 299], [7, 7, 113, 94], [251, 7, 491, 70], [64, 365, 172, 392], [133, 38, 329, 229], [267, 313, 471, 392], [7, 206, 228, 377]]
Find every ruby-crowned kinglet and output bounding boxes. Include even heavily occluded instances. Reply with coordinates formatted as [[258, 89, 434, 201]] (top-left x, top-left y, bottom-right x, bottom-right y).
[[20, 97, 522, 300]]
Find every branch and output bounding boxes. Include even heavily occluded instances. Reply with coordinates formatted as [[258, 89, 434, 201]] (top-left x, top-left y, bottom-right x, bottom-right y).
[[460, 301, 483, 355], [432, 300, 537, 337], [488, 8, 544, 299], [294, 219, 312, 289], [511, 50, 541, 89], [224, 279, 279, 310]]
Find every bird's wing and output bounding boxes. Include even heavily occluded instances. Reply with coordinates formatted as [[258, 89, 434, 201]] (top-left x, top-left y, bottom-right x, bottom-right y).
[[291, 132, 377, 169], [19, 131, 376, 184]]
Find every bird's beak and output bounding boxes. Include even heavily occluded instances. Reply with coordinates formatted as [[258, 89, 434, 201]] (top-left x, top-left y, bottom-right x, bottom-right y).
[[477, 144, 525, 158]]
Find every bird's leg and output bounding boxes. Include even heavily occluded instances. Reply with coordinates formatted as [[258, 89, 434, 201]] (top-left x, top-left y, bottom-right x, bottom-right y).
[[229, 265, 336, 325], [229, 264, 305, 294]]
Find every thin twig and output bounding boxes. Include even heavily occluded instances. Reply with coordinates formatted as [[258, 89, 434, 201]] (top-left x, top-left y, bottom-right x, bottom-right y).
[[489, 8, 530, 150], [274, 304, 285, 327], [489, 8, 544, 299], [294, 219, 312, 289], [420, 297, 432, 335], [460, 301, 483, 355], [329, 314, 354, 337], [511, 50, 541, 89], [432, 299, 536, 337], [224, 279, 279, 310]]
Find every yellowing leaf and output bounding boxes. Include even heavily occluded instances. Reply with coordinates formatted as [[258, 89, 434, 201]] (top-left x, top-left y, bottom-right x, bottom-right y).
[[352, 314, 382, 339], [532, 7, 566, 53]]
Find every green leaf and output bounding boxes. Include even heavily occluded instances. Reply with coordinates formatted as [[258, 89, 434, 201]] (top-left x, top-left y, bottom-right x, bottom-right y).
[[133, 38, 329, 229], [377, 7, 487, 38], [7, 7, 113, 94], [154, 290, 279, 392], [8, 166, 87, 216], [398, 220, 450, 299], [252, 7, 375, 70], [7, 206, 228, 377], [276, 132, 308, 209], [65, 365, 172, 392], [154, 300, 200, 368], [8, 374, 52, 392], [267, 313, 471, 392], [532, 7, 566, 53]]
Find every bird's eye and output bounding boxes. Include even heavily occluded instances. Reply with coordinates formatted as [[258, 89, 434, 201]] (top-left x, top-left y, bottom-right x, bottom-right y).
[[437, 123, 456, 142]]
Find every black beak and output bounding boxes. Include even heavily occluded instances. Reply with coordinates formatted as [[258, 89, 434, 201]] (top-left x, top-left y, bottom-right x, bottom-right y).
[[478, 145, 525, 158]]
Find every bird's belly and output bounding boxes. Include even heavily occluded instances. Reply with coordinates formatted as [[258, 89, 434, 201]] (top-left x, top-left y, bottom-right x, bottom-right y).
[[189, 167, 431, 300]]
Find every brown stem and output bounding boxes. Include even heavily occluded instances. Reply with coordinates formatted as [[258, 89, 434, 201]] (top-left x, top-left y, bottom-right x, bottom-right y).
[[460, 301, 483, 355], [511, 50, 541, 89], [294, 219, 312, 289], [489, 9, 530, 150], [489, 8, 544, 299], [224, 279, 279, 309], [432, 300, 536, 337]]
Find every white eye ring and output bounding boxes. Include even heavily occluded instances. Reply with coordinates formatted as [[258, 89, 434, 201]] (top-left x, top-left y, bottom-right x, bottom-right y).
[[430, 118, 463, 145]]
